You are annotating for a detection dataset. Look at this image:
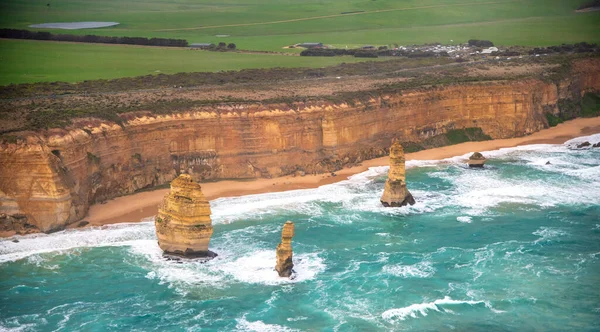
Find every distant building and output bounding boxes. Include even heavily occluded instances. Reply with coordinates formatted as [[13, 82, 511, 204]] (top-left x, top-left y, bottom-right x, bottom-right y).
[[190, 43, 215, 49], [298, 42, 323, 49]]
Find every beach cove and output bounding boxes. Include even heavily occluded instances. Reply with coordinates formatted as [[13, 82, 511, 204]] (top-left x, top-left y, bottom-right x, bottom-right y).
[[84, 117, 600, 227]]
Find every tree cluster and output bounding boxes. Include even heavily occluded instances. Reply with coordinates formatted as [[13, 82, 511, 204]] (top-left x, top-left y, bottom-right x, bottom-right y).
[[468, 39, 494, 47], [300, 48, 380, 58], [528, 42, 598, 55], [577, 0, 600, 10], [0, 28, 188, 47], [300, 47, 448, 58], [217, 42, 236, 50]]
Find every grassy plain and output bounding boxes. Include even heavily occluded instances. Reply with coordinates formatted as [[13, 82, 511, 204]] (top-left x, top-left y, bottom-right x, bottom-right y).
[[0, 39, 386, 85], [0, 0, 598, 84], [1, 0, 598, 50]]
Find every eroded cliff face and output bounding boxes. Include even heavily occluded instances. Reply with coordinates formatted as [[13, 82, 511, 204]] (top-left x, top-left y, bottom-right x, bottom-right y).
[[1, 69, 599, 233]]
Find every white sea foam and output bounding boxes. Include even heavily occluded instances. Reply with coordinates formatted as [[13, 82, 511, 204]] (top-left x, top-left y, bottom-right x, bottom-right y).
[[533, 227, 569, 244], [0, 222, 154, 263], [564, 133, 600, 147], [286, 316, 308, 322], [126, 239, 326, 291], [383, 261, 436, 278], [235, 316, 298, 332], [217, 250, 325, 285], [381, 296, 491, 322], [457, 216, 472, 223], [0, 323, 37, 332]]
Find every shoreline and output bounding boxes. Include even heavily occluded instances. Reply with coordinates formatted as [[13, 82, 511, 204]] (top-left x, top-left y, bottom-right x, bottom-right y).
[[82, 117, 600, 227]]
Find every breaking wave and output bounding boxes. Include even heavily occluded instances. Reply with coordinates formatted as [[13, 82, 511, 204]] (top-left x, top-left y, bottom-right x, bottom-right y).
[[381, 296, 497, 322]]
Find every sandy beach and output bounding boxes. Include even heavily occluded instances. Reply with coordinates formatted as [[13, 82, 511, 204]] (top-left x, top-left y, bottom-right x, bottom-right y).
[[84, 117, 600, 226]]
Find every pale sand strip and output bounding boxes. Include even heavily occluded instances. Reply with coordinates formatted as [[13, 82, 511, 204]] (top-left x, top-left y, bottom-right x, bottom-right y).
[[84, 117, 600, 226]]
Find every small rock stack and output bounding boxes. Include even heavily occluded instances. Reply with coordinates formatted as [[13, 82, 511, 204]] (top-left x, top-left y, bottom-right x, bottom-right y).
[[275, 221, 295, 277], [155, 174, 216, 259], [381, 141, 415, 207], [467, 152, 487, 168]]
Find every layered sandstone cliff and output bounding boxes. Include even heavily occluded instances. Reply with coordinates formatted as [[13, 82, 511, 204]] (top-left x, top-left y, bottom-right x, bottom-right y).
[[380, 141, 415, 207], [1, 63, 599, 233], [276, 221, 295, 278], [155, 174, 215, 258]]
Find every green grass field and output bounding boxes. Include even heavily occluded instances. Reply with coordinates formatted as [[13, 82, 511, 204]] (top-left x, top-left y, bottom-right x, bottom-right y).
[[0, 0, 598, 85], [1, 0, 598, 50], [0, 39, 387, 85]]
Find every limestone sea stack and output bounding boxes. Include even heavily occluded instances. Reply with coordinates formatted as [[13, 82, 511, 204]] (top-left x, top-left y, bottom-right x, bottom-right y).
[[467, 152, 487, 168], [380, 141, 415, 207], [154, 174, 216, 259], [276, 221, 295, 277]]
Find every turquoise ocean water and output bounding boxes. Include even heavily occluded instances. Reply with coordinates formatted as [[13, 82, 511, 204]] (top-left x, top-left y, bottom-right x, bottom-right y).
[[1, 134, 599, 331]]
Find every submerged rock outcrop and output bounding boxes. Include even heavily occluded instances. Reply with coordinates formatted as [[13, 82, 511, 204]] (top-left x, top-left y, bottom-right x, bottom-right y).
[[154, 174, 216, 259], [381, 142, 415, 207], [467, 152, 487, 168], [276, 221, 295, 278]]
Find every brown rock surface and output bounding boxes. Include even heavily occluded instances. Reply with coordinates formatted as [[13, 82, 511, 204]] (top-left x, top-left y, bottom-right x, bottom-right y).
[[155, 174, 216, 258], [467, 152, 487, 167], [381, 141, 415, 207], [276, 221, 295, 278]]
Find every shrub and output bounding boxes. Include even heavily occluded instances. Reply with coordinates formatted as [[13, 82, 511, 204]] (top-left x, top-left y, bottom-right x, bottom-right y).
[[468, 39, 494, 47], [557, 98, 579, 120], [300, 48, 354, 56], [445, 129, 470, 144], [581, 92, 600, 117], [227, 43, 236, 50], [401, 142, 424, 153], [577, 0, 600, 10], [87, 152, 100, 163], [354, 50, 378, 58], [545, 112, 563, 127], [0, 28, 188, 47]]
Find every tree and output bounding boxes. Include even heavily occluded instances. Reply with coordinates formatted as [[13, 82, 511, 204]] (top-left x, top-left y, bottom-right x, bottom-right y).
[[217, 42, 226, 49], [227, 43, 236, 50]]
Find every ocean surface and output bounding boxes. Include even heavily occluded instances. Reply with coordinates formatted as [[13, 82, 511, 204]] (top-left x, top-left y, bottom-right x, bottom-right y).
[[1, 135, 600, 331]]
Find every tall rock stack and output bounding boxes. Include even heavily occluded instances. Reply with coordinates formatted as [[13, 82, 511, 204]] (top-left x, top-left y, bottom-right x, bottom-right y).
[[275, 221, 295, 277], [380, 141, 416, 207], [155, 174, 216, 259]]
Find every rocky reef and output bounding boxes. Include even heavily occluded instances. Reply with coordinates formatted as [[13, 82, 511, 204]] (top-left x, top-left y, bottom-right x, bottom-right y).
[[381, 141, 415, 207], [0, 213, 38, 235], [276, 221, 295, 278], [467, 152, 487, 167], [154, 174, 216, 259]]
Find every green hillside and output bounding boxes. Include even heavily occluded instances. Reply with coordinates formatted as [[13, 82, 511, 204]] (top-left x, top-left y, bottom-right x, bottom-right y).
[[0, 0, 598, 85]]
